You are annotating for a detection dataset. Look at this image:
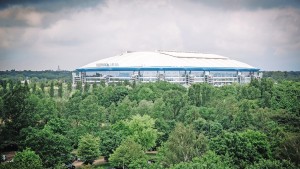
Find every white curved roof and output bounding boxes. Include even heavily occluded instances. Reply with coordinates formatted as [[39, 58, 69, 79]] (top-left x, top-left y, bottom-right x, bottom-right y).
[[79, 51, 258, 71]]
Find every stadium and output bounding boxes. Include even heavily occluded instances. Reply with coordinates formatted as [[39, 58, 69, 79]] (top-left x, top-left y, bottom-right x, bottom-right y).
[[73, 51, 261, 86]]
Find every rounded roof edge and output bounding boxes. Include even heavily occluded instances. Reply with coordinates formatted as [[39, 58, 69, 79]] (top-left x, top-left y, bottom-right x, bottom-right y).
[[78, 51, 259, 71], [77, 67, 260, 72]]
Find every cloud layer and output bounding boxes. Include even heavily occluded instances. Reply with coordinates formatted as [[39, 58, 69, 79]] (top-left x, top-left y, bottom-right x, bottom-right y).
[[0, 0, 299, 70]]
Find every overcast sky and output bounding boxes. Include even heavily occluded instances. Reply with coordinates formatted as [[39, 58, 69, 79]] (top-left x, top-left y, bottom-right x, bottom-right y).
[[0, 0, 299, 71]]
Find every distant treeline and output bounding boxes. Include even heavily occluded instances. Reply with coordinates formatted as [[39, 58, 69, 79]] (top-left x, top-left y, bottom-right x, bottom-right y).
[[262, 71, 300, 82], [0, 70, 72, 82]]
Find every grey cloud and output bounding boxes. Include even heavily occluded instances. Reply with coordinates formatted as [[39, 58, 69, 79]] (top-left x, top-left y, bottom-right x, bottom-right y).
[[0, 0, 299, 71], [0, 0, 104, 12], [192, 0, 300, 10]]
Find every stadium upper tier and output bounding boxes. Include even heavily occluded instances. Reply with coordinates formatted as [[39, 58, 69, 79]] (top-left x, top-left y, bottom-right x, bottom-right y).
[[77, 51, 259, 72]]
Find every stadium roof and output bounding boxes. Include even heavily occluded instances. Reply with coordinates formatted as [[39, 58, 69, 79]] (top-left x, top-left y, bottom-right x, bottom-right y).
[[77, 51, 259, 72]]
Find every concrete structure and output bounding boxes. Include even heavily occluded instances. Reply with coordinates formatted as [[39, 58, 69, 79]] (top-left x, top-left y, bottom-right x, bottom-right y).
[[73, 51, 261, 86]]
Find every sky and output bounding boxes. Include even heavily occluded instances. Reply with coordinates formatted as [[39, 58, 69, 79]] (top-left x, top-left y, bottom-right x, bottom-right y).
[[0, 0, 300, 71]]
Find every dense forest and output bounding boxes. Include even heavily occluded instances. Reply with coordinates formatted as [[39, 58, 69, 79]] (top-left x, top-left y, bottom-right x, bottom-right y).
[[0, 72, 299, 169]]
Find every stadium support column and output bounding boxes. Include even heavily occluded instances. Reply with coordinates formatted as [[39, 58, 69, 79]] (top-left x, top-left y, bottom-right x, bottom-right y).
[[204, 71, 212, 84], [185, 71, 187, 85], [72, 72, 82, 85], [185, 71, 194, 85], [81, 72, 86, 84], [131, 71, 140, 83], [237, 71, 244, 84]]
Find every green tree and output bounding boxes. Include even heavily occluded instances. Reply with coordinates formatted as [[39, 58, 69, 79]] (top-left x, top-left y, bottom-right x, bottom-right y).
[[159, 123, 208, 167], [271, 81, 300, 116], [58, 82, 63, 97], [137, 87, 155, 101], [109, 138, 147, 169], [163, 90, 186, 119], [125, 114, 158, 150], [170, 151, 233, 169], [92, 83, 97, 92], [76, 81, 82, 92], [24, 80, 29, 90], [84, 82, 90, 93], [109, 96, 136, 123], [1, 84, 38, 145], [36, 97, 58, 125], [246, 159, 296, 169], [188, 83, 213, 107], [67, 82, 72, 92], [78, 134, 100, 164], [133, 100, 154, 116], [40, 82, 45, 93], [181, 105, 201, 124], [99, 86, 129, 107], [277, 134, 300, 165], [78, 95, 105, 133], [49, 81, 54, 97], [8, 79, 13, 91], [46, 117, 70, 135], [99, 128, 123, 160], [210, 130, 271, 168], [24, 127, 72, 168], [32, 83, 37, 93], [13, 148, 43, 169], [0, 80, 7, 93]]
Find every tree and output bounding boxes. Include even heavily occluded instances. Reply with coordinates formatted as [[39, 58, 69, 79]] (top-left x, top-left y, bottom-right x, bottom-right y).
[[46, 117, 70, 135], [125, 114, 158, 150], [246, 159, 297, 169], [58, 82, 63, 97], [24, 80, 29, 90], [78, 134, 100, 164], [170, 151, 233, 169], [13, 148, 43, 169], [67, 82, 72, 92], [76, 81, 82, 92], [92, 83, 97, 92], [84, 82, 89, 93], [137, 87, 155, 101], [99, 86, 129, 107], [36, 97, 58, 125], [109, 138, 147, 169], [40, 82, 45, 93], [109, 97, 136, 123], [210, 130, 271, 168], [188, 83, 213, 107], [271, 81, 300, 116], [1, 84, 37, 145], [181, 105, 201, 124], [32, 83, 37, 93], [49, 81, 54, 97], [24, 127, 72, 168], [277, 134, 300, 165], [162, 90, 186, 119], [8, 79, 13, 91], [78, 95, 105, 133], [158, 123, 208, 167], [133, 100, 154, 116], [99, 128, 123, 160], [0, 80, 7, 93]]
